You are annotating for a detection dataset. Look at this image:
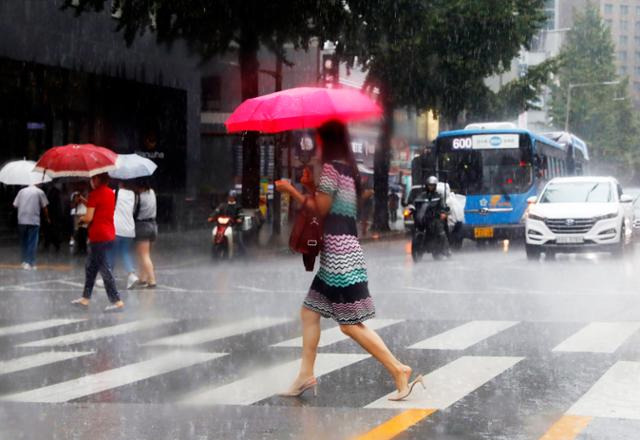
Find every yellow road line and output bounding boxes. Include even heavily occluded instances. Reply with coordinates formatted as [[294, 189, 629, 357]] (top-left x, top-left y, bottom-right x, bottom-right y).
[[0, 264, 73, 272], [353, 408, 436, 440], [539, 415, 592, 440]]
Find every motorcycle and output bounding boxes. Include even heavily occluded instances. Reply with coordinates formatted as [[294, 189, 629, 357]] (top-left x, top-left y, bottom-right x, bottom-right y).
[[409, 197, 448, 262], [208, 214, 241, 259]]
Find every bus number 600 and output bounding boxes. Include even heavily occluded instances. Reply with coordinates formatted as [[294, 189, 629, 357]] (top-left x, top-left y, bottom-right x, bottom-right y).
[[452, 138, 473, 150]]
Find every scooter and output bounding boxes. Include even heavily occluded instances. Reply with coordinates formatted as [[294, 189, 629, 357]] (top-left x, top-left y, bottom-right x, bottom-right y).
[[208, 214, 240, 259], [408, 198, 448, 262]]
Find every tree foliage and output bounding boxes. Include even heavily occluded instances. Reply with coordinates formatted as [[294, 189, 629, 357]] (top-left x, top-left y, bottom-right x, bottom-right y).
[[548, 2, 639, 180], [332, 0, 549, 229], [63, 0, 345, 208]]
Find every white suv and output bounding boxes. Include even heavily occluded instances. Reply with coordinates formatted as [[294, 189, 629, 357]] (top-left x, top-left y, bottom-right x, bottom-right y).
[[525, 177, 634, 260]]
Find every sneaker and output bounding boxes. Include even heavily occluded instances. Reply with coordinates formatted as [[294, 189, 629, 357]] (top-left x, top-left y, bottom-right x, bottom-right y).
[[129, 280, 148, 289], [104, 303, 124, 313], [21, 262, 32, 270], [126, 273, 139, 290], [96, 278, 105, 288]]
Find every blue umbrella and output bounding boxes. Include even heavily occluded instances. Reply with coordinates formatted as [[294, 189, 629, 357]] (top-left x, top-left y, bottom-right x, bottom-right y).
[[108, 154, 157, 180]]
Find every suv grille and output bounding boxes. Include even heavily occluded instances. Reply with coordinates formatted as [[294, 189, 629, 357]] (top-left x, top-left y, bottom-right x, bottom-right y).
[[544, 218, 596, 234]]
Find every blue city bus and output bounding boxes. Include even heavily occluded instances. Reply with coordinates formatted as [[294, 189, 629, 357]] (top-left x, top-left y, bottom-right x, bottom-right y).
[[430, 123, 589, 242]]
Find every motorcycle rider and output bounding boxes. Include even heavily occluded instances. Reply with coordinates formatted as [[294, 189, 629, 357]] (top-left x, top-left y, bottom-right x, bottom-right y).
[[413, 176, 451, 258], [209, 190, 245, 255]]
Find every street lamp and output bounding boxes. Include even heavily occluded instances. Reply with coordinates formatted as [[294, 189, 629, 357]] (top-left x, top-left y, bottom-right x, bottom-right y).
[[564, 80, 620, 132]]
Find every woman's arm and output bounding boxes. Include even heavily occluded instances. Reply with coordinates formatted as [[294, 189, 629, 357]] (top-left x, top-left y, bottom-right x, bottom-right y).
[[275, 180, 332, 217], [79, 207, 95, 225]]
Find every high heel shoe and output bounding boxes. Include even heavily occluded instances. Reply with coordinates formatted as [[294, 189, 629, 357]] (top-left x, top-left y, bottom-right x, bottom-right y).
[[278, 377, 318, 397], [388, 374, 425, 401]]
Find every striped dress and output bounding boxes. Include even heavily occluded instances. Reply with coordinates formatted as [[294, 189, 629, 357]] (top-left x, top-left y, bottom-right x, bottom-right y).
[[303, 161, 375, 325]]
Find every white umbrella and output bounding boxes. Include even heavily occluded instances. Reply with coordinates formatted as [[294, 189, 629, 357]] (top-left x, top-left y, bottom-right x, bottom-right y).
[[108, 154, 157, 180], [0, 160, 52, 186]]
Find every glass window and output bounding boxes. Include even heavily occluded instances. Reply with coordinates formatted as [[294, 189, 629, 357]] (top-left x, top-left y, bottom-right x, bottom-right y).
[[619, 65, 628, 75], [635, 21, 640, 31], [540, 182, 613, 204], [619, 51, 628, 61], [621, 5, 629, 15], [605, 4, 613, 14], [606, 19, 613, 28], [436, 135, 533, 195], [637, 6, 640, 15], [634, 81, 640, 92], [621, 20, 629, 31], [620, 35, 629, 45]]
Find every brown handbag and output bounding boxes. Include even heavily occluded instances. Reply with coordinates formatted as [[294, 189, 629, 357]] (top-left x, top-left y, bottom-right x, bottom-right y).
[[289, 196, 323, 271]]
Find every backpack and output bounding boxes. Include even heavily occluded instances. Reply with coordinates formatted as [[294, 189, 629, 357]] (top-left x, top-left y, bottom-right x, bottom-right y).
[[289, 196, 323, 271]]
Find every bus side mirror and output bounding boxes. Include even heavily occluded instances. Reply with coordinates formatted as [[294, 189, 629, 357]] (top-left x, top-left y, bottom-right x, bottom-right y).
[[527, 196, 538, 204], [620, 194, 633, 203]]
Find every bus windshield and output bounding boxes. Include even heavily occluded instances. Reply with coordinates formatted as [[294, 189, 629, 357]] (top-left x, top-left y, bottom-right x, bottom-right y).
[[437, 134, 534, 195]]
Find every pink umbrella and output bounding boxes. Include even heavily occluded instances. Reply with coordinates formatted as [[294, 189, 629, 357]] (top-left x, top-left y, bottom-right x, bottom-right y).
[[34, 144, 119, 178], [225, 87, 382, 134]]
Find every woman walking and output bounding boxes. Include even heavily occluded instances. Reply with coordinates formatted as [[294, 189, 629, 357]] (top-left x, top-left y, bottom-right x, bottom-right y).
[[132, 179, 157, 288], [71, 173, 124, 312], [275, 120, 422, 401]]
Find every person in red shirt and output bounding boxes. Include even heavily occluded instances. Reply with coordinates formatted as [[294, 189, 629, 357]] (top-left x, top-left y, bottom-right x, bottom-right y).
[[71, 173, 124, 312]]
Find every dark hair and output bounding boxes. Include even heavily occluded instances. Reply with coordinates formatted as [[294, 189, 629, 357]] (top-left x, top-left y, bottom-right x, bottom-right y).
[[317, 120, 362, 197], [92, 173, 110, 186], [135, 177, 152, 192]]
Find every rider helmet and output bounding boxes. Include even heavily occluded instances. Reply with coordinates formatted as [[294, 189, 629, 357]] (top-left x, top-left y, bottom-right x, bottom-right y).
[[426, 176, 438, 192]]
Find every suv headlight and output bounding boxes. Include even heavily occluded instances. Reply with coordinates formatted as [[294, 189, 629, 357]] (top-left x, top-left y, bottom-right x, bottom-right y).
[[527, 213, 546, 221], [594, 212, 617, 221]]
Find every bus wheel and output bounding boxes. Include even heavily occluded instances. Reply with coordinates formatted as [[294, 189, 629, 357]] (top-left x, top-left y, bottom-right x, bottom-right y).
[[525, 244, 541, 261]]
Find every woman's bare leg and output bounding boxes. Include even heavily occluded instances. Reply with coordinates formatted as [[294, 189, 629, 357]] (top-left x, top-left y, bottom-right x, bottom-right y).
[[135, 242, 147, 282], [144, 242, 156, 284], [340, 322, 411, 392], [285, 307, 321, 392], [136, 241, 155, 284]]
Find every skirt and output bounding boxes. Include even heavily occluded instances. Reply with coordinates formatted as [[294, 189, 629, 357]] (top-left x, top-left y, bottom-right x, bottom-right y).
[[303, 234, 375, 325]]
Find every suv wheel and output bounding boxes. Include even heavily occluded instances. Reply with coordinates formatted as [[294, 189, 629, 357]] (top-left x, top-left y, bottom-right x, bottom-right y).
[[525, 244, 541, 261]]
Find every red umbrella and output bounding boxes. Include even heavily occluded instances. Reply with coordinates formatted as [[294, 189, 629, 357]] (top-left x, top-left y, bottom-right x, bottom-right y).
[[34, 144, 118, 178], [225, 87, 382, 134]]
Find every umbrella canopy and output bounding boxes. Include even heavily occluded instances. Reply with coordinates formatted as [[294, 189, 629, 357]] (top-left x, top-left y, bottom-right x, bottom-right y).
[[0, 160, 52, 186], [34, 144, 118, 178], [108, 154, 157, 180], [225, 87, 382, 134]]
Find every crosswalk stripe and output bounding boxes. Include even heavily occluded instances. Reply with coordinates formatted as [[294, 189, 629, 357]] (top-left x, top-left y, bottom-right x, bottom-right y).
[[0, 351, 225, 403], [17, 318, 176, 347], [539, 415, 593, 440], [552, 322, 640, 353], [355, 409, 437, 440], [181, 353, 370, 405], [0, 351, 94, 375], [567, 361, 640, 420], [142, 317, 292, 347], [0, 319, 86, 337], [408, 320, 518, 350], [271, 319, 403, 348], [365, 355, 524, 409]]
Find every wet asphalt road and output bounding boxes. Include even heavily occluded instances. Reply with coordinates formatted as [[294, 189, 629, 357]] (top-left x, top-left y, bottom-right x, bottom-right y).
[[0, 236, 639, 440]]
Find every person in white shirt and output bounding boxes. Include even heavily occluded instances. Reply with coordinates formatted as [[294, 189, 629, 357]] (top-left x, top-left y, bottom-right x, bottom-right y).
[[13, 184, 49, 269], [105, 181, 139, 289]]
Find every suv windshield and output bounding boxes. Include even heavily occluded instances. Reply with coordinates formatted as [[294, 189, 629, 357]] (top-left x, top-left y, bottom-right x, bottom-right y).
[[539, 182, 613, 203]]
